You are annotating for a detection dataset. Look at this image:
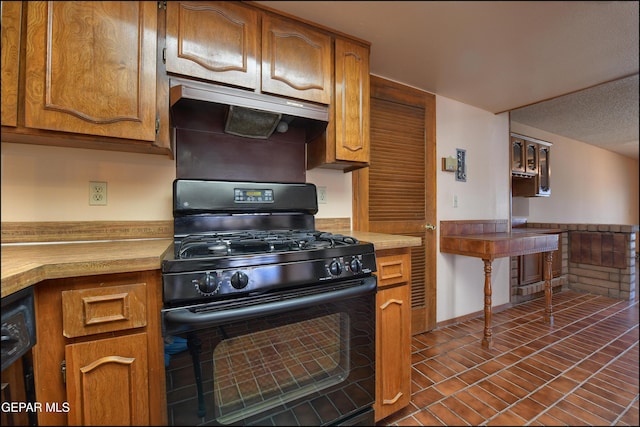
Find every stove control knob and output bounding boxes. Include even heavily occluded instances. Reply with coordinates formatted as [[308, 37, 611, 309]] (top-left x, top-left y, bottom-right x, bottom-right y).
[[196, 272, 219, 295], [329, 260, 343, 276], [349, 258, 362, 273], [231, 271, 249, 289]]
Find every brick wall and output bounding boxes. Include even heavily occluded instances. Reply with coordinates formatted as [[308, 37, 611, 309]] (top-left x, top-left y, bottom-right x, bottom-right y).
[[526, 223, 638, 300]]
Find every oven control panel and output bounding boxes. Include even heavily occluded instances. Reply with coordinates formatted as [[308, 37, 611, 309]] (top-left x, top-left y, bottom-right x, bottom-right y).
[[162, 252, 377, 305]]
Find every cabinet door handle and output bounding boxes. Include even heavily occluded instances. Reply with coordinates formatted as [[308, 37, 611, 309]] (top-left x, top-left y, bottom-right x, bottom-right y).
[[425, 224, 436, 230]]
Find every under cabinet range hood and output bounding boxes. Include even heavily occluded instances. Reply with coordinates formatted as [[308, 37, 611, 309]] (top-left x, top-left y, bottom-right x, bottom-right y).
[[169, 79, 329, 141]]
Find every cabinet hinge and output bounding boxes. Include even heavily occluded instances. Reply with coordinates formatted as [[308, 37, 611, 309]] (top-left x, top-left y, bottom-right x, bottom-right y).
[[162, 47, 166, 64], [156, 117, 160, 134], [61, 360, 66, 384], [158, 1, 167, 10]]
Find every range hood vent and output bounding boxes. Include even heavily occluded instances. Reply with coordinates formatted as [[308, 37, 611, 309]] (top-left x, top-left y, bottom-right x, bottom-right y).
[[169, 79, 329, 141]]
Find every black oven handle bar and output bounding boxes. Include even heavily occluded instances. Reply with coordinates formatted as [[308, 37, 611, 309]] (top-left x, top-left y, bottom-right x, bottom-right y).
[[164, 276, 377, 330]]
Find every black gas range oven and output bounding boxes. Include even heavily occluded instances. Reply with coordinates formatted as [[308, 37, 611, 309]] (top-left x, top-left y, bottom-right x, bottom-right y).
[[161, 179, 377, 426]]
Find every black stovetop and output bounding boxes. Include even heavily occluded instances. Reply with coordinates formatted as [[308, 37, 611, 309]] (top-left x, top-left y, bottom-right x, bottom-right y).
[[175, 230, 359, 259]]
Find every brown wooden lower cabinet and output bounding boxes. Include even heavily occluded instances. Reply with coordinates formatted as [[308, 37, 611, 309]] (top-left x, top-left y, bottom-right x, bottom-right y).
[[32, 270, 166, 426], [374, 248, 412, 422]]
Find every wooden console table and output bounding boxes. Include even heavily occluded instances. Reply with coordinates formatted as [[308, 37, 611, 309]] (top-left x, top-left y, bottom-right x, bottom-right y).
[[440, 220, 560, 349]]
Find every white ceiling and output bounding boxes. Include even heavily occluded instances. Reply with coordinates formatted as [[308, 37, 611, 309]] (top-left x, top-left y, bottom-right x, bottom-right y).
[[256, 1, 639, 159]]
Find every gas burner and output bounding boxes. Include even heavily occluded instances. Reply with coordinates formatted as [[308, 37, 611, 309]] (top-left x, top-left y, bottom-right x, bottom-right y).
[[177, 230, 359, 259]]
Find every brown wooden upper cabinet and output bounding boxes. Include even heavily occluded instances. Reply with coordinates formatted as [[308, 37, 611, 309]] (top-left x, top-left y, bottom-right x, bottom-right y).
[[511, 133, 552, 197], [1, 1, 171, 156], [261, 14, 332, 104], [0, 1, 22, 128], [307, 37, 370, 170], [165, 1, 260, 90], [165, 1, 332, 104]]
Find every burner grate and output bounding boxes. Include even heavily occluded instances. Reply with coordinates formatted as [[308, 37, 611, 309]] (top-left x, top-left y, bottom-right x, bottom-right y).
[[176, 230, 358, 259]]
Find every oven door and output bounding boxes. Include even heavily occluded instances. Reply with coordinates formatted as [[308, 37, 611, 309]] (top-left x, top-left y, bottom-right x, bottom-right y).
[[162, 276, 376, 426]]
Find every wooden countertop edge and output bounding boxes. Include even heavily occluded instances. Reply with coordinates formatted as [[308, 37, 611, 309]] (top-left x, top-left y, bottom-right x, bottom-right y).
[[440, 230, 560, 259], [1, 239, 173, 299], [325, 229, 422, 250]]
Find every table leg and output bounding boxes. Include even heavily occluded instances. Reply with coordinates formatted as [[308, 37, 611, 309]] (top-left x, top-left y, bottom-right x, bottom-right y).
[[543, 251, 554, 325], [482, 258, 493, 349]]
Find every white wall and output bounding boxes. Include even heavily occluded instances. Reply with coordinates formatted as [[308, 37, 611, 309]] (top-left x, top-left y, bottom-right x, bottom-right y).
[[511, 122, 639, 225], [435, 95, 511, 323], [305, 168, 353, 221], [0, 143, 176, 221]]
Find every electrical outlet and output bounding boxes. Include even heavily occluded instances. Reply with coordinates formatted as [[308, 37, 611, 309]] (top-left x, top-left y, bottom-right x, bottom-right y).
[[89, 181, 107, 205], [318, 186, 327, 204]]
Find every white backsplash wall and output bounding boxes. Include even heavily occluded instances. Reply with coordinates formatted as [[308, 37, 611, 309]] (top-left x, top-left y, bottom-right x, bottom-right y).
[[1, 143, 176, 221], [0, 142, 354, 224], [305, 168, 353, 222]]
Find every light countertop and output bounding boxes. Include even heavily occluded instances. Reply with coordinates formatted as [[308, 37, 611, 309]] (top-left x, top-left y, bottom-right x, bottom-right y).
[[1, 239, 173, 299]]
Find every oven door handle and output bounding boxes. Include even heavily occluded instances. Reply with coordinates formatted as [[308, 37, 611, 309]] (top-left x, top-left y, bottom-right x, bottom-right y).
[[164, 276, 377, 329]]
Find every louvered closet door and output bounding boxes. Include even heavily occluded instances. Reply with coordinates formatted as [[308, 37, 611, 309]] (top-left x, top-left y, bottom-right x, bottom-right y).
[[353, 75, 436, 334]]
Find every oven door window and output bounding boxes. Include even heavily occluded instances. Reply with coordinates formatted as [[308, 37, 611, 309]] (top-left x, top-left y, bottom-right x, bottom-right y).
[[164, 283, 375, 426], [215, 312, 348, 424]]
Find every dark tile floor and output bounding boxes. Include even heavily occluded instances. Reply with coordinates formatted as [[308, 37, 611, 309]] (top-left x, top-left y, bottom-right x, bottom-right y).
[[378, 290, 639, 426]]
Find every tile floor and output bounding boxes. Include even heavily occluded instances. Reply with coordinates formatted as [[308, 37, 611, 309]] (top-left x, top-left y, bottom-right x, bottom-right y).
[[378, 290, 639, 426]]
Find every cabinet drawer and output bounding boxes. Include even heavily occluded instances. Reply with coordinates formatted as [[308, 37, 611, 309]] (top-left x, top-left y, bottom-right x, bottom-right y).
[[62, 283, 147, 338], [376, 252, 411, 288]]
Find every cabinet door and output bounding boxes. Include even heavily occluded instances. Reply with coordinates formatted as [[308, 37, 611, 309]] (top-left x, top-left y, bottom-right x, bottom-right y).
[[537, 145, 551, 196], [65, 333, 149, 426], [1, 0, 22, 127], [261, 14, 332, 104], [519, 253, 543, 285], [165, 1, 258, 89], [375, 283, 411, 421], [334, 38, 370, 163], [511, 136, 525, 173], [525, 142, 538, 174], [24, 1, 158, 141], [374, 249, 412, 421]]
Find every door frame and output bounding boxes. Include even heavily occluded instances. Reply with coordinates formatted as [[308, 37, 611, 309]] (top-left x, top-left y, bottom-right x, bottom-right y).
[[352, 75, 437, 333]]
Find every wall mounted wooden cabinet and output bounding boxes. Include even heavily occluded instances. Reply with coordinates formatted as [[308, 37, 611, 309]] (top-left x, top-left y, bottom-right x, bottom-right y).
[[165, 1, 259, 90], [307, 37, 370, 171], [511, 133, 552, 197], [1, 1, 172, 157], [261, 14, 332, 104], [0, 1, 22, 127], [165, 1, 332, 104], [33, 271, 166, 426], [374, 248, 412, 422]]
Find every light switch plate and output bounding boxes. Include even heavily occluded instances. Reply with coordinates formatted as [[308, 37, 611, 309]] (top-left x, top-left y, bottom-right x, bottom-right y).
[[317, 186, 327, 204]]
